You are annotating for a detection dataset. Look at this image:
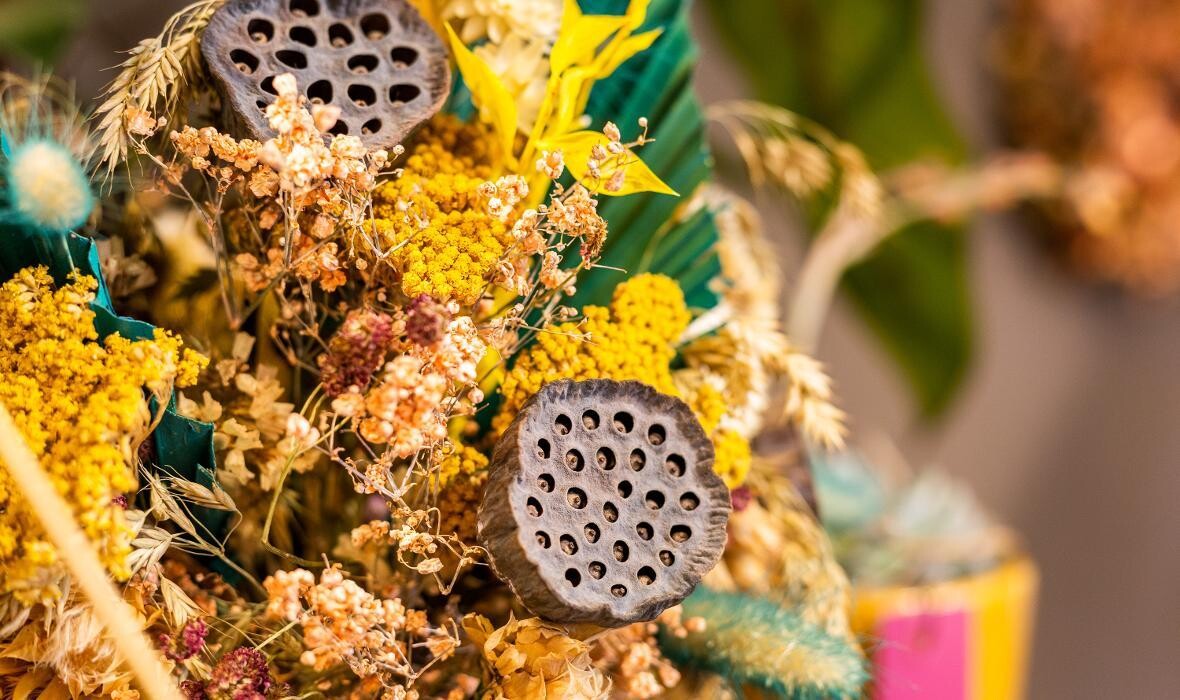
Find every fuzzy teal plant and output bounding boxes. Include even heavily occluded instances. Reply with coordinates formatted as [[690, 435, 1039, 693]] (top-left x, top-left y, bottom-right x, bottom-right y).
[[0, 73, 94, 239], [660, 587, 869, 700], [1, 136, 94, 234]]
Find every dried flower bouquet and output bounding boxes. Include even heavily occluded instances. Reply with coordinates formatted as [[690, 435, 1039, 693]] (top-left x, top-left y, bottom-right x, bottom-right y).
[[0, 1, 881, 698]]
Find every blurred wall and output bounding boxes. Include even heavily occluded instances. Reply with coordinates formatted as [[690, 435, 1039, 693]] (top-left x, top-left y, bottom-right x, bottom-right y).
[[50, 0, 1180, 697], [694, 2, 1180, 698]]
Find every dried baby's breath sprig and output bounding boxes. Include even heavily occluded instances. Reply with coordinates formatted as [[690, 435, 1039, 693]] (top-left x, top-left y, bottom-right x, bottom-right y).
[[591, 611, 687, 698], [93, 0, 226, 175], [263, 564, 461, 690]]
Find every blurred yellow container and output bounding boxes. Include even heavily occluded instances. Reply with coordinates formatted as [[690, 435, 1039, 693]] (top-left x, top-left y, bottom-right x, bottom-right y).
[[850, 556, 1038, 700]]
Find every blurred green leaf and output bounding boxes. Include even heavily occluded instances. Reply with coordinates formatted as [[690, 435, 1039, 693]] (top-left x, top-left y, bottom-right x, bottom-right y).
[[706, 0, 972, 416], [0, 0, 87, 64]]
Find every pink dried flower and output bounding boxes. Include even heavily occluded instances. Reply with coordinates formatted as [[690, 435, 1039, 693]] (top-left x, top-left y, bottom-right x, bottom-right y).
[[160, 618, 209, 662], [729, 485, 752, 511], [182, 647, 279, 700]]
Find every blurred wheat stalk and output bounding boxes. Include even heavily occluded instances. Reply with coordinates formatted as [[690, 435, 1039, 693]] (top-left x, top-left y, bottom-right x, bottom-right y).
[[709, 100, 1069, 351], [0, 402, 182, 700]]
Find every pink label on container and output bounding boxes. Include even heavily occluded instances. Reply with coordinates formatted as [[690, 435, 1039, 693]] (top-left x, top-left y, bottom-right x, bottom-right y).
[[871, 609, 968, 700]]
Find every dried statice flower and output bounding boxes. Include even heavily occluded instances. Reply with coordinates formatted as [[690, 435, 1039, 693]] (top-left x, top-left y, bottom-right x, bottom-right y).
[[318, 309, 397, 397], [181, 646, 280, 700], [405, 294, 448, 347]]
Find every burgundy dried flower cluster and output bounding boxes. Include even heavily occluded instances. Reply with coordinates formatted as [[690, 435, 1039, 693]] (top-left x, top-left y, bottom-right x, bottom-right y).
[[405, 294, 448, 347], [160, 618, 208, 662], [181, 647, 283, 700], [318, 309, 396, 397]]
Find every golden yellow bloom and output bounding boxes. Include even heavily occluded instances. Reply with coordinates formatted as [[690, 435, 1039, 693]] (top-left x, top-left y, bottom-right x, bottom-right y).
[[710, 428, 752, 489], [496, 273, 689, 432], [496, 273, 751, 486], [678, 380, 751, 488], [435, 444, 489, 542], [0, 267, 204, 603], [438, 443, 489, 487], [368, 116, 513, 305]]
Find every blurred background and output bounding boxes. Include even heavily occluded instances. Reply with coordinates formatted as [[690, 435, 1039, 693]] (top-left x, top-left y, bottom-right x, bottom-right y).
[[4, 0, 1176, 696]]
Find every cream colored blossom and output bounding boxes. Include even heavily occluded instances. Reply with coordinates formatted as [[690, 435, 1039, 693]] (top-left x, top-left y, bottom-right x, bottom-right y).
[[358, 356, 450, 460], [440, 0, 562, 44], [475, 35, 551, 131], [464, 614, 608, 699]]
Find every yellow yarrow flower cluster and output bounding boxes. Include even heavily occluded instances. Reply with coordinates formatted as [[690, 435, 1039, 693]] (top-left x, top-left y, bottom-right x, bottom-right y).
[[437, 444, 489, 542], [0, 266, 205, 604], [679, 381, 751, 488], [438, 443, 489, 487], [496, 273, 689, 430], [709, 428, 752, 488], [369, 116, 512, 305], [496, 273, 751, 487]]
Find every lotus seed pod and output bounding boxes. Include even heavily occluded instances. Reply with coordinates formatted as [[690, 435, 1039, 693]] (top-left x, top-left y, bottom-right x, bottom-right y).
[[201, 0, 450, 148], [479, 379, 731, 627]]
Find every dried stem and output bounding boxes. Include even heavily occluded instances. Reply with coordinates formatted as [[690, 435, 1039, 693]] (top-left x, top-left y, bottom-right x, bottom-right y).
[[0, 401, 183, 700], [787, 207, 904, 352], [787, 153, 1067, 352]]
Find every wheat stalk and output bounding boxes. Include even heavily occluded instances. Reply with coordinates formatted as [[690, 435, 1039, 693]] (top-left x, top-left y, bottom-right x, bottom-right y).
[[93, 0, 226, 175], [0, 402, 183, 700], [777, 346, 848, 451]]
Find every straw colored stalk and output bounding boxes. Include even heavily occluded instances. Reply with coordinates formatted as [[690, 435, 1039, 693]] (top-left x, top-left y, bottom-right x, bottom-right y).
[[0, 401, 182, 700]]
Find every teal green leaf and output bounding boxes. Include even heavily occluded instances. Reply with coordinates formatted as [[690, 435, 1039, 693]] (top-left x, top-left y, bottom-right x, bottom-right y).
[[705, 0, 972, 415], [567, 0, 722, 313]]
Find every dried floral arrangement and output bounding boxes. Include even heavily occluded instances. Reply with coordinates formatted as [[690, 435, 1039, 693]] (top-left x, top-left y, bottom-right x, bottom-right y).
[[0, 1, 886, 698]]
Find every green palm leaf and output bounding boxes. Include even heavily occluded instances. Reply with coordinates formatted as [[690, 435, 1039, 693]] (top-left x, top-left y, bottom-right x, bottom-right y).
[[570, 0, 722, 312]]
